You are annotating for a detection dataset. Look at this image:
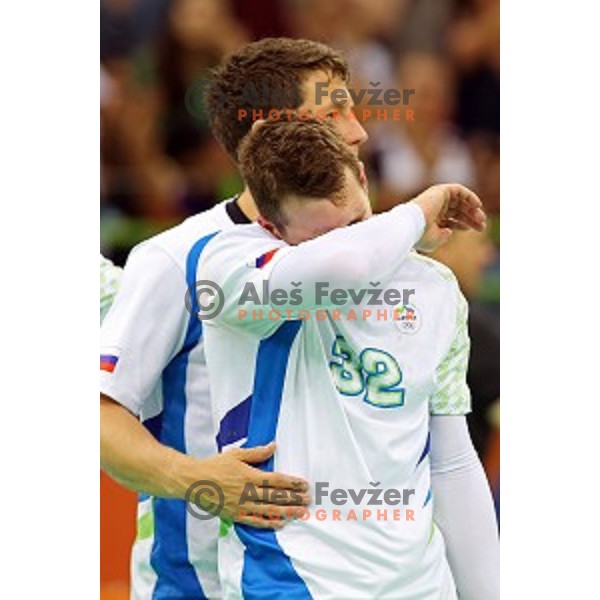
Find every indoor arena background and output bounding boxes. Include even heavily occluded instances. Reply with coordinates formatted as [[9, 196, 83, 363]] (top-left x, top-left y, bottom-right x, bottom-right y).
[[100, 1, 499, 597]]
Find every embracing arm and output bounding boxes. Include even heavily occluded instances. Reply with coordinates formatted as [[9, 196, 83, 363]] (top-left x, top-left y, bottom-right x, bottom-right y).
[[430, 415, 500, 600], [100, 394, 309, 528], [269, 184, 486, 310], [99, 244, 309, 527], [204, 184, 486, 332], [268, 202, 425, 311]]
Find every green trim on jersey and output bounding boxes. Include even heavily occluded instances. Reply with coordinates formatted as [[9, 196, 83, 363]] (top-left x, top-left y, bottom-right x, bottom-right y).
[[430, 284, 472, 415], [411, 254, 472, 416], [136, 508, 155, 541], [100, 255, 123, 323], [219, 517, 233, 537]]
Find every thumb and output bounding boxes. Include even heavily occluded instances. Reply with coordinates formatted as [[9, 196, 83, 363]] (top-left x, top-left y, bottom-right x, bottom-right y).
[[231, 442, 276, 464]]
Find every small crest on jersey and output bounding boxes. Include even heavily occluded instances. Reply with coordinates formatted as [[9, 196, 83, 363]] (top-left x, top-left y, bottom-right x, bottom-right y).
[[254, 248, 279, 269], [394, 304, 422, 334], [100, 354, 119, 373]]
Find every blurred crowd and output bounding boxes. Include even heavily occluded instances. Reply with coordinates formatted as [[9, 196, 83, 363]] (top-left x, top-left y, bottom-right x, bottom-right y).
[[100, 0, 499, 502]]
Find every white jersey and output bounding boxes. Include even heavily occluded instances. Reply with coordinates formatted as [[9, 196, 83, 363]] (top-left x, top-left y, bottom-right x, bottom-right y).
[[100, 199, 249, 600], [198, 203, 471, 599]]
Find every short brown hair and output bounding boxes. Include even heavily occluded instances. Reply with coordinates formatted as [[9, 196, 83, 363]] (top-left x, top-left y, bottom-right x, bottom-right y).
[[207, 38, 349, 161], [238, 118, 361, 229]]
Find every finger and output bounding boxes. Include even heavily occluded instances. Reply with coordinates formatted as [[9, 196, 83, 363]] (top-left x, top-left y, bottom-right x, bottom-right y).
[[455, 211, 487, 232], [445, 206, 486, 231], [441, 209, 482, 227], [447, 200, 486, 223], [457, 206, 487, 225], [445, 217, 485, 233], [235, 513, 287, 529], [230, 442, 276, 464], [240, 502, 308, 521], [449, 185, 483, 209], [254, 488, 311, 506], [442, 201, 484, 229], [254, 471, 309, 492], [444, 204, 482, 227], [438, 218, 470, 231]]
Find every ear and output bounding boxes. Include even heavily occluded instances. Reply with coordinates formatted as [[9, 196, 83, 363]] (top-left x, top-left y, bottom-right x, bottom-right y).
[[358, 161, 368, 191], [251, 119, 267, 133], [258, 215, 284, 240]]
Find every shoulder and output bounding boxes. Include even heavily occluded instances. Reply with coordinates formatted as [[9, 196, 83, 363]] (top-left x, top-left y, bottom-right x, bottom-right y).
[[402, 253, 467, 332], [201, 223, 286, 268], [406, 253, 458, 286], [127, 202, 234, 275], [403, 252, 463, 304]]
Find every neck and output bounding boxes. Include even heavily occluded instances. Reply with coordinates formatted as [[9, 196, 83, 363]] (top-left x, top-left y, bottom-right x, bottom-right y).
[[237, 188, 259, 222]]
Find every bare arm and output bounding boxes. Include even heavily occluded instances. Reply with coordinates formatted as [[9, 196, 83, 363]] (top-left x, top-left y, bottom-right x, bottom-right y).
[[101, 394, 310, 528], [100, 246, 310, 528], [100, 393, 183, 496]]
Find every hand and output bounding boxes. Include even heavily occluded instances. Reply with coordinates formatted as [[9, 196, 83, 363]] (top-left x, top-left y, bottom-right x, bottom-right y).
[[176, 442, 310, 529], [411, 184, 486, 252], [100, 395, 309, 530]]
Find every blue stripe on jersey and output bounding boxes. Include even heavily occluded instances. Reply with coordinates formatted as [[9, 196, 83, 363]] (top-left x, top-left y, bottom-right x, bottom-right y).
[[416, 431, 431, 468], [234, 320, 312, 599], [216, 394, 252, 451], [138, 414, 164, 503], [143, 412, 163, 440], [151, 231, 219, 600], [244, 321, 302, 466], [235, 527, 312, 600], [423, 488, 433, 508]]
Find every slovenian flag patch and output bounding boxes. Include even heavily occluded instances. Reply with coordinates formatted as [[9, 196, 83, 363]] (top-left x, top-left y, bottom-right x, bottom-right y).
[[100, 354, 119, 373], [255, 248, 279, 269]]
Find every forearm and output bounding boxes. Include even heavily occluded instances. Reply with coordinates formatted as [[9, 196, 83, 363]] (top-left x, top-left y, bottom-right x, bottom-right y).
[[269, 202, 425, 311], [100, 394, 193, 498], [430, 415, 499, 600], [101, 394, 310, 526]]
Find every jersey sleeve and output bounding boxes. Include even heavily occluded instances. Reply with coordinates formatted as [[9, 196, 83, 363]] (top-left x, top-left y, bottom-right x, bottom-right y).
[[199, 230, 293, 338], [100, 242, 188, 416], [268, 202, 425, 308], [100, 255, 122, 323], [429, 287, 472, 416], [200, 202, 426, 338]]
